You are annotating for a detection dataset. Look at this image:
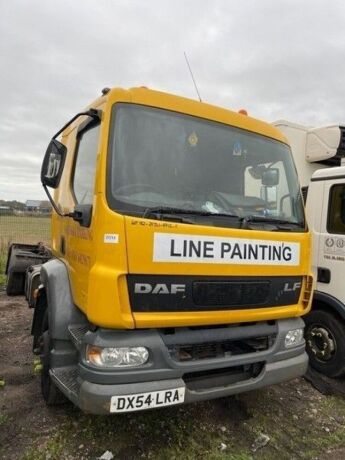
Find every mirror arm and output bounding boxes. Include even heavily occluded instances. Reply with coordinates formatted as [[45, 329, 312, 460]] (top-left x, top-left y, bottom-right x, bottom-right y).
[[43, 184, 92, 226], [52, 108, 101, 140], [42, 109, 101, 216], [43, 184, 71, 218]]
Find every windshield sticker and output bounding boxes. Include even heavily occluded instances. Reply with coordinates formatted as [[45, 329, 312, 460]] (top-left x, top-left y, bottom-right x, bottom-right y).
[[153, 233, 300, 265], [131, 220, 178, 228], [104, 233, 119, 244], [232, 141, 242, 156], [188, 131, 198, 147]]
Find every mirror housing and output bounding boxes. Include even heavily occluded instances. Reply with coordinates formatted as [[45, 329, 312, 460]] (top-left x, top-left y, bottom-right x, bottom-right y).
[[41, 139, 67, 188], [262, 168, 279, 186], [71, 204, 93, 228]]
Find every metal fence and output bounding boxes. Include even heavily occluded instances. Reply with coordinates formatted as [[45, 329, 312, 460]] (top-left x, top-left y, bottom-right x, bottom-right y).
[[0, 214, 51, 290]]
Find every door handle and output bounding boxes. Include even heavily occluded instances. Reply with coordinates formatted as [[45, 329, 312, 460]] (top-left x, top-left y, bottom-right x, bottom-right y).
[[317, 267, 331, 283]]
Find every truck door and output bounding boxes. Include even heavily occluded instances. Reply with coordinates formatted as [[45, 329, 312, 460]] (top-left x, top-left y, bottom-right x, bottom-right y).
[[66, 119, 101, 310], [304, 178, 345, 377], [317, 180, 345, 301]]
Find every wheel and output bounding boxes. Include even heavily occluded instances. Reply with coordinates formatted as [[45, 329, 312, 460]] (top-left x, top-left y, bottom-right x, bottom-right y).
[[304, 309, 345, 378], [39, 314, 66, 405]]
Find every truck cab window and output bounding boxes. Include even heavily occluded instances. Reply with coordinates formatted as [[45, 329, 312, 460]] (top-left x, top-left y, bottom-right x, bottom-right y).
[[108, 104, 304, 227], [327, 184, 345, 234], [73, 123, 100, 205]]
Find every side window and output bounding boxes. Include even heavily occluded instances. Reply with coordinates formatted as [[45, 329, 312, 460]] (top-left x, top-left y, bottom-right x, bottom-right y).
[[327, 184, 345, 234], [73, 123, 100, 205], [301, 186, 308, 204]]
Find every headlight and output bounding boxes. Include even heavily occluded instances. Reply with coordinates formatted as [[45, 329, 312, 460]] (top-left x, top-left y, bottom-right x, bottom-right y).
[[86, 345, 149, 368], [285, 329, 304, 348]]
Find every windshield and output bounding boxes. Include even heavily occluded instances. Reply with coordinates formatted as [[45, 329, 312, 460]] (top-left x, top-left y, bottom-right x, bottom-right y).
[[107, 104, 305, 228]]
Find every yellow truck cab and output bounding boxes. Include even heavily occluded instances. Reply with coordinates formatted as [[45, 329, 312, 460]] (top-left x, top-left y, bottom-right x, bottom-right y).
[[20, 87, 313, 413]]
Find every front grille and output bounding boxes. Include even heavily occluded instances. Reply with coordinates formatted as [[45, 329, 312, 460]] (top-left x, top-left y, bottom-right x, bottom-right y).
[[183, 363, 264, 391], [168, 335, 274, 362], [128, 275, 302, 312], [193, 281, 270, 306]]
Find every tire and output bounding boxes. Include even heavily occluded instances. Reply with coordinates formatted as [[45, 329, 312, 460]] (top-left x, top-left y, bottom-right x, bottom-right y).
[[304, 309, 345, 378], [39, 314, 66, 405], [32, 289, 47, 354]]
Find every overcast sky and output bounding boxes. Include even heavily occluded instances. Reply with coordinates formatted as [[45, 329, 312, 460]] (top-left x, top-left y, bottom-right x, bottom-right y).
[[1, 0, 345, 202]]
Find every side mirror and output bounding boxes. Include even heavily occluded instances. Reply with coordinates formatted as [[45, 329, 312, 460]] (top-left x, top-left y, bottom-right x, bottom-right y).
[[262, 168, 279, 186], [41, 139, 67, 188]]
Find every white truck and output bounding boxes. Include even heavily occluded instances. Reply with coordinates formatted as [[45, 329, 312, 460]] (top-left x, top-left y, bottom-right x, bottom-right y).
[[273, 120, 345, 378]]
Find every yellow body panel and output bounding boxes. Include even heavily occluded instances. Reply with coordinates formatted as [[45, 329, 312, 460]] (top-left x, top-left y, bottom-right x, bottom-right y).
[[52, 87, 312, 329]]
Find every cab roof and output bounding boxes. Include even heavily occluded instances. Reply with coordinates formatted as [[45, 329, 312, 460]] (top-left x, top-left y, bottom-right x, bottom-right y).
[[99, 86, 289, 145]]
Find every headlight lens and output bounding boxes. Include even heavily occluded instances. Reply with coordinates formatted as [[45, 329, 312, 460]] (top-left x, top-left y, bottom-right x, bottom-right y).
[[285, 329, 304, 348], [86, 345, 149, 367]]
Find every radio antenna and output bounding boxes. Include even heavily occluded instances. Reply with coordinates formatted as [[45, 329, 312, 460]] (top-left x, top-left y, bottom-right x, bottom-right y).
[[184, 51, 202, 102]]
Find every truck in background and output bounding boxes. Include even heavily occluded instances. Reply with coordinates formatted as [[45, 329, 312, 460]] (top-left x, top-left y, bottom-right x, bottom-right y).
[[273, 120, 345, 377], [6, 88, 313, 414]]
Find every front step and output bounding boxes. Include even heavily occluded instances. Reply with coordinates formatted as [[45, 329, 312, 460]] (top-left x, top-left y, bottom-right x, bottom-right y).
[[68, 324, 89, 348], [50, 366, 80, 401]]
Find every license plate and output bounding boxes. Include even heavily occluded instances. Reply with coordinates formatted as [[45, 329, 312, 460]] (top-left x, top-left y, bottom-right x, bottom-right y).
[[110, 387, 186, 413]]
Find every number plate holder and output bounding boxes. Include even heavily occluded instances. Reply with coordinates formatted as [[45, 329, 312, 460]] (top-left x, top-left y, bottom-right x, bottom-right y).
[[110, 387, 186, 413]]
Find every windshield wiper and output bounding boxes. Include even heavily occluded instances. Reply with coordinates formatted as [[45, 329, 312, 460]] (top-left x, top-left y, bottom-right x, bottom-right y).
[[240, 215, 304, 229], [143, 206, 239, 219], [142, 207, 304, 230]]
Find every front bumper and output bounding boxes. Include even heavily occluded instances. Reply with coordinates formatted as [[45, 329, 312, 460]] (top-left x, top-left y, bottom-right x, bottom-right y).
[[51, 317, 308, 414], [77, 352, 307, 414]]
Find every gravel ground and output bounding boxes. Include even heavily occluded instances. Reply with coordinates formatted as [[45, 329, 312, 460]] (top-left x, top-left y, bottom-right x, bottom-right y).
[[1, 292, 345, 460]]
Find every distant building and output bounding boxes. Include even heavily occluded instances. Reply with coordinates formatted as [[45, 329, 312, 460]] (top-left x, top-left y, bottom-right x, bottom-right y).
[[25, 200, 52, 214], [25, 200, 41, 212], [0, 205, 14, 215], [39, 201, 52, 213]]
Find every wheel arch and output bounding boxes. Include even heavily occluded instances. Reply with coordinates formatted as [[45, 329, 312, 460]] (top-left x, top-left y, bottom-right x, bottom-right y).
[[40, 259, 87, 340], [311, 290, 345, 323]]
